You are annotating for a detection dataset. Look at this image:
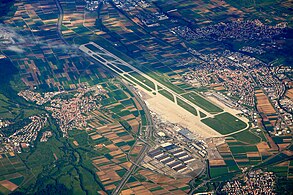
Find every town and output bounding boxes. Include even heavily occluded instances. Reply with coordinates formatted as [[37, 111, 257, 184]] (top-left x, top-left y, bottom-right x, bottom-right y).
[[172, 20, 286, 41], [18, 84, 107, 137], [182, 49, 292, 136], [220, 169, 276, 194]]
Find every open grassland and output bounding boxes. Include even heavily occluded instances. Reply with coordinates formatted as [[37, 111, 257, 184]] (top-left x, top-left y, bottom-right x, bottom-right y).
[[124, 75, 152, 92], [128, 72, 156, 90], [145, 71, 185, 94], [159, 89, 174, 102], [230, 130, 261, 144], [209, 166, 229, 178], [182, 92, 223, 114], [201, 112, 247, 135], [177, 98, 197, 116]]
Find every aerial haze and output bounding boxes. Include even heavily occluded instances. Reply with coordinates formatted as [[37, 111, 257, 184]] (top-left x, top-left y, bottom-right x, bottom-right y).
[[0, 0, 292, 194]]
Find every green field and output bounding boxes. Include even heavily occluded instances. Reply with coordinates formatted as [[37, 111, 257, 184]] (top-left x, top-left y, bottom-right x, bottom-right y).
[[177, 98, 197, 116], [209, 166, 229, 178], [230, 130, 261, 144], [229, 145, 258, 154], [1, 0, 292, 193], [202, 112, 247, 135], [159, 89, 174, 102], [128, 72, 156, 90], [108, 89, 128, 101], [182, 92, 223, 114], [146, 71, 185, 94], [199, 111, 207, 118]]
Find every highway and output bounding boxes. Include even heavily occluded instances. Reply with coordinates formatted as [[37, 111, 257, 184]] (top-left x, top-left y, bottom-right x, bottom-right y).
[[54, 1, 155, 194], [111, 82, 154, 195], [54, 0, 67, 44]]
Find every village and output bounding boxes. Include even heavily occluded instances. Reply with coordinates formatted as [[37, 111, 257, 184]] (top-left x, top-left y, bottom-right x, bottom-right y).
[[221, 169, 276, 194], [0, 0, 292, 194], [18, 84, 107, 137], [0, 84, 107, 154], [172, 20, 286, 41]]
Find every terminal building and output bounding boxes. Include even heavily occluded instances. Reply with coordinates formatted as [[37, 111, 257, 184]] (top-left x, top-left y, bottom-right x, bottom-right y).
[[178, 128, 196, 141]]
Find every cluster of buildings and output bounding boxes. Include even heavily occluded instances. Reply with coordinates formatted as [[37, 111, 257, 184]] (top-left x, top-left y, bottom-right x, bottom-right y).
[[18, 90, 64, 105], [142, 111, 207, 178], [85, 0, 105, 11], [143, 143, 201, 177], [223, 69, 255, 107], [182, 47, 293, 136], [172, 20, 285, 41], [273, 105, 292, 135], [46, 94, 97, 137], [0, 137, 15, 154], [9, 115, 47, 145], [151, 111, 207, 157], [136, 11, 168, 27], [254, 67, 284, 98], [0, 115, 47, 153], [109, 0, 168, 27], [177, 129, 207, 158], [112, 0, 150, 11], [220, 170, 276, 194], [277, 66, 293, 114], [239, 46, 266, 55], [182, 50, 262, 108], [19, 84, 107, 137], [40, 131, 53, 142], [280, 96, 293, 113], [0, 85, 108, 154], [0, 119, 10, 129]]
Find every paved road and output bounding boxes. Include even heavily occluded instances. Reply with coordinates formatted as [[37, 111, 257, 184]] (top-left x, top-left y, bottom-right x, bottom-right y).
[[53, 1, 154, 194], [54, 0, 67, 44], [111, 82, 154, 195]]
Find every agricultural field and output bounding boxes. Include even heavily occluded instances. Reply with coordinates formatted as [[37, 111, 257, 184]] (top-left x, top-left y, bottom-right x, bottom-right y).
[[121, 169, 191, 194], [0, 78, 146, 194], [208, 139, 260, 179], [229, 129, 262, 145], [0, 0, 292, 194], [285, 89, 293, 100], [255, 90, 276, 115]]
